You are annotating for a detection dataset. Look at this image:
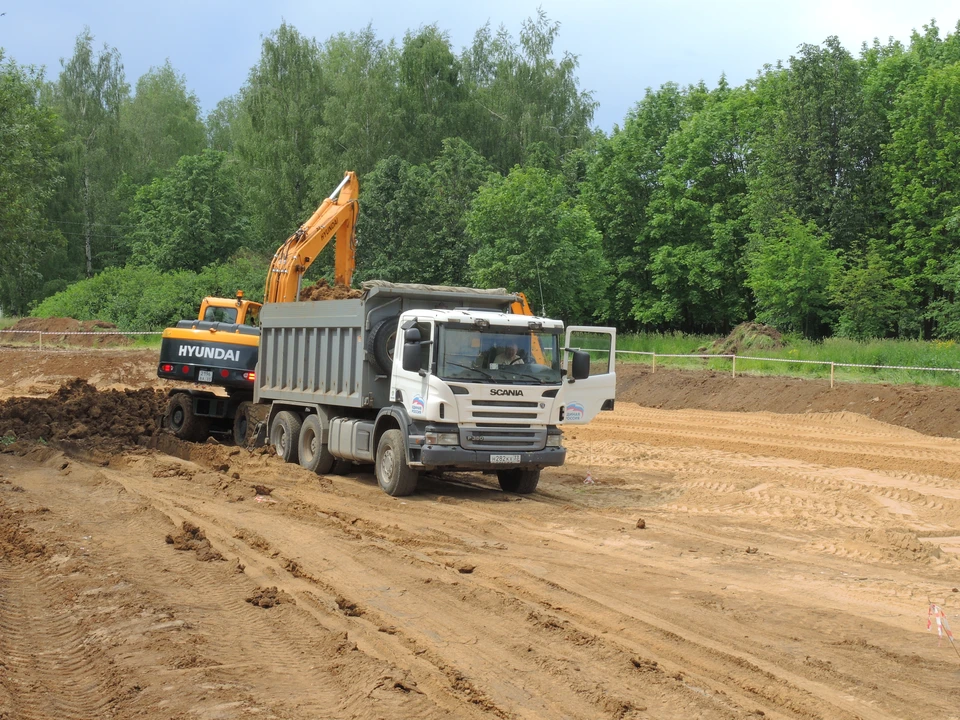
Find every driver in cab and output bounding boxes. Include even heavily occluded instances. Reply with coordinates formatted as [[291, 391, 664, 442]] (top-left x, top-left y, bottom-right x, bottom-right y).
[[493, 343, 524, 366]]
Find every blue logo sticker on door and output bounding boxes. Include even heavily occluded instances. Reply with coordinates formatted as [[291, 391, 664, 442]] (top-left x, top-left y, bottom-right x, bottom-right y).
[[565, 402, 584, 422], [411, 395, 425, 415]]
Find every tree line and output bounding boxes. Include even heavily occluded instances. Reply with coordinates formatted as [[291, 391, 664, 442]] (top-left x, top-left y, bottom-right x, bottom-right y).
[[4, 13, 960, 338]]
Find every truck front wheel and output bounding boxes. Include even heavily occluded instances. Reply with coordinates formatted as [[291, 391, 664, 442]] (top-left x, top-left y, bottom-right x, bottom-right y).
[[375, 429, 418, 496], [497, 468, 540, 494], [270, 410, 302, 464], [298, 414, 335, 475]]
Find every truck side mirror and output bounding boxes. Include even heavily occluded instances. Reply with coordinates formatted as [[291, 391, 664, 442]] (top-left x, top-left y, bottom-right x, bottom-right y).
[[401, 341, 421, 373], [404, 327, 421, 343], [571, 350, 590, 380]]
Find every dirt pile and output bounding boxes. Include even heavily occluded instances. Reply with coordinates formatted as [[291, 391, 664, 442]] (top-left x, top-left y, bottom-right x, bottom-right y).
[[165, 521, 224, 562], [617, 365, 960, 438], [9, 317, 133, 347], [0, 378, 165, 451], [698, 321, 785, 355], [246, 586, 295, 608], [299, 278, 363, 301]]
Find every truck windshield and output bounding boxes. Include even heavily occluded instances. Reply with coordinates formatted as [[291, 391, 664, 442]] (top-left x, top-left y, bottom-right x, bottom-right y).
[[437, 326, 561, 384]]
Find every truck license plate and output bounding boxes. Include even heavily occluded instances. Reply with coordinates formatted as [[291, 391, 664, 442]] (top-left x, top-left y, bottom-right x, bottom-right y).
[[491, 454, 521, 463], [198, 370, 213, 382]]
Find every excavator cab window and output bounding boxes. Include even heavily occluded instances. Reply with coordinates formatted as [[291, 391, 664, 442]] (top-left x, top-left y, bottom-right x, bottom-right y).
[[243, 306, 260, 327], [203, 306, 238, 324]]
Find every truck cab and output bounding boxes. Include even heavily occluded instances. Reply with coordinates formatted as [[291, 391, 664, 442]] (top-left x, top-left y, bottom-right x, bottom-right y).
[[389, 309, 615, 492]]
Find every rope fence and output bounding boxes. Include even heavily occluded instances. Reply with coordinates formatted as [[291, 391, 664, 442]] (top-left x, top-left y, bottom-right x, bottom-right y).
[[0, 329, 163, 352], [584, 348, 960, 388]]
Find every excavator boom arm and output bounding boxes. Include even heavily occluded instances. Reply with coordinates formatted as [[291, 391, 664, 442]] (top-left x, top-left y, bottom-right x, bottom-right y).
[[264, 171, 359, 303]]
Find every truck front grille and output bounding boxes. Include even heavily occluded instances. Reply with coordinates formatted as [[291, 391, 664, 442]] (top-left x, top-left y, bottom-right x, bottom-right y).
[[460, 426, 546, 451]]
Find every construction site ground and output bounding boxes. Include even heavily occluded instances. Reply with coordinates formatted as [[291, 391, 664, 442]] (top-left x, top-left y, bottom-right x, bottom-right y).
[[1, 346, 958, 720]]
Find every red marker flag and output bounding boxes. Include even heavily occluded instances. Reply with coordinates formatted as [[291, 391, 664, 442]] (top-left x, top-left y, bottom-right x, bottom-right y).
[[928, 604, 955, 646]]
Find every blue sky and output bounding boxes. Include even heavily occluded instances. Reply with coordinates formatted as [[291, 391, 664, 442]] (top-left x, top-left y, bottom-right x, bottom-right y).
[[2, 0, 959, 131]]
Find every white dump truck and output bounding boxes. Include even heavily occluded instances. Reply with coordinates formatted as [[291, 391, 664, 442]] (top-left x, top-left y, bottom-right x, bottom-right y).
[[253, 281, 616, 496]]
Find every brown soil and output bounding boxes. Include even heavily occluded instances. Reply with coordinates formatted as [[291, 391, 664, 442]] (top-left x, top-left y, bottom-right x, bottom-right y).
[[165, 521, 224, 562], [618, 364, 960, 438], [0, 378, 164, 452], [9, 316, 133, 347], [299, 278, 363, 301], [0, 348, 959, 719], [247, 586, 295, 608]]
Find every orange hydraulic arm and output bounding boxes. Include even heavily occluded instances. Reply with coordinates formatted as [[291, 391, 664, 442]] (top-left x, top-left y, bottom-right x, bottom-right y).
[[510, 292, 547, 365], [264, 171, 360, 303]]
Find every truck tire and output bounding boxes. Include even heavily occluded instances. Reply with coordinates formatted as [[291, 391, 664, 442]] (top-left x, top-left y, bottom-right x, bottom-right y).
[[497, 468, 540, 494], [232, 401, 252, 447], [167, 394, 209, 442], [375, 429, 418, 496], [270, 410, 302, 464], [367, 317, 399, 375], [298, 414, 335, 475]]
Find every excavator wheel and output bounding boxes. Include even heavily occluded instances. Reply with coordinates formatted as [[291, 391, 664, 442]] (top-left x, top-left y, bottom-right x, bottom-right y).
[[232, 401, 252, 447], [167, 394, 209, 442], [367, 317, 399, 375]]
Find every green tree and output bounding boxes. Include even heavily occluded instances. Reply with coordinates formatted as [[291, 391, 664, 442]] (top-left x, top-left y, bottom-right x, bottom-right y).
[[122, 60, 205, 185], [885, 61, 960, 336], [749, 39, 875, 254], [234, 23, 326, 249], [582, 82, 704, 327], [398, 26, 465, 163], [48, 28, 129, 278], [128, 150, 248, 272], [311, 26, 401, 190], [832, 247, 907, 339], [0, 54, 63, 314], [356, 138, 492, 285], [746, 214, 839, 336], [639, 82, 755, 332], [467, 166, 609, 324], [461, 11, 596, 173]]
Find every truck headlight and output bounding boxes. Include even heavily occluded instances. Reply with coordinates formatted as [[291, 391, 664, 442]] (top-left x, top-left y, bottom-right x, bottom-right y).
[[425, 432, 459, 446], [545, 434, 563, 447]]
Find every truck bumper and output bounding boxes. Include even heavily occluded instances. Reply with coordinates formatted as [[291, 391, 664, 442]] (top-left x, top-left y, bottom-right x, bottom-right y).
[[418, 446, 566, 470]]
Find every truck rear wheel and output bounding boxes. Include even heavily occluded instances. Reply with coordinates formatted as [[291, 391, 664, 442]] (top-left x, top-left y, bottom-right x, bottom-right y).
[[270, 410, 302, 464], [298, 414, 335, 474], [497, 468, 540, 494], [167, 394, 209, 442], [375, 429, 418, 496]]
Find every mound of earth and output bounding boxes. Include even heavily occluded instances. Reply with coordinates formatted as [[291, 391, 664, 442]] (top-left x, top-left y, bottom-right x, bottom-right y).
[[0, 378, 164, 452], [10, 317, 132, 347], [299, 279, 363, 301], [617, 365, 960, 439], [165, 521, 224, 562], [698, 322, 785, 355]]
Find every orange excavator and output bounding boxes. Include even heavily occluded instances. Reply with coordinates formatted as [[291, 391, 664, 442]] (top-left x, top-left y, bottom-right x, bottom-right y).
[[157, 172, 360, 443]]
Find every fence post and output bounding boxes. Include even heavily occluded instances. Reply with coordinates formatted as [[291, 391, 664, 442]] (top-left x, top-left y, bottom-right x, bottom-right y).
[[830, 362, 835, 389], [652, 351, 656, 374], [38, 331, 42, 352], [732, 354, 736, 378]]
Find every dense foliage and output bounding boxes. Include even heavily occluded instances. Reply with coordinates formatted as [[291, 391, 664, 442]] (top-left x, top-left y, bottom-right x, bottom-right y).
[[7, 16, 960, 339]]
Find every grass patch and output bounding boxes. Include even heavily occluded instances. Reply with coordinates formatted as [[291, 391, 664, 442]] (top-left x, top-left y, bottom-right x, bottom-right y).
[[616, 332, 960, 387]]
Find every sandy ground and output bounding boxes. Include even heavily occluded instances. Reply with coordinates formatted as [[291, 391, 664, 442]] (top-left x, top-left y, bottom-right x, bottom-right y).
[[1, 347, 959, 719]]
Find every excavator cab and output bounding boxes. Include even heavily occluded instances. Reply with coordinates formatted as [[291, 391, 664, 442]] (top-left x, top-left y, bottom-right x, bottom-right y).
[[198, 292, 262, 327]]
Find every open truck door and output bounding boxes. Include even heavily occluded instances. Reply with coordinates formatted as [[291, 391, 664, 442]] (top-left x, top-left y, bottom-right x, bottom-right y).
[[558, 326, 616, 425]]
